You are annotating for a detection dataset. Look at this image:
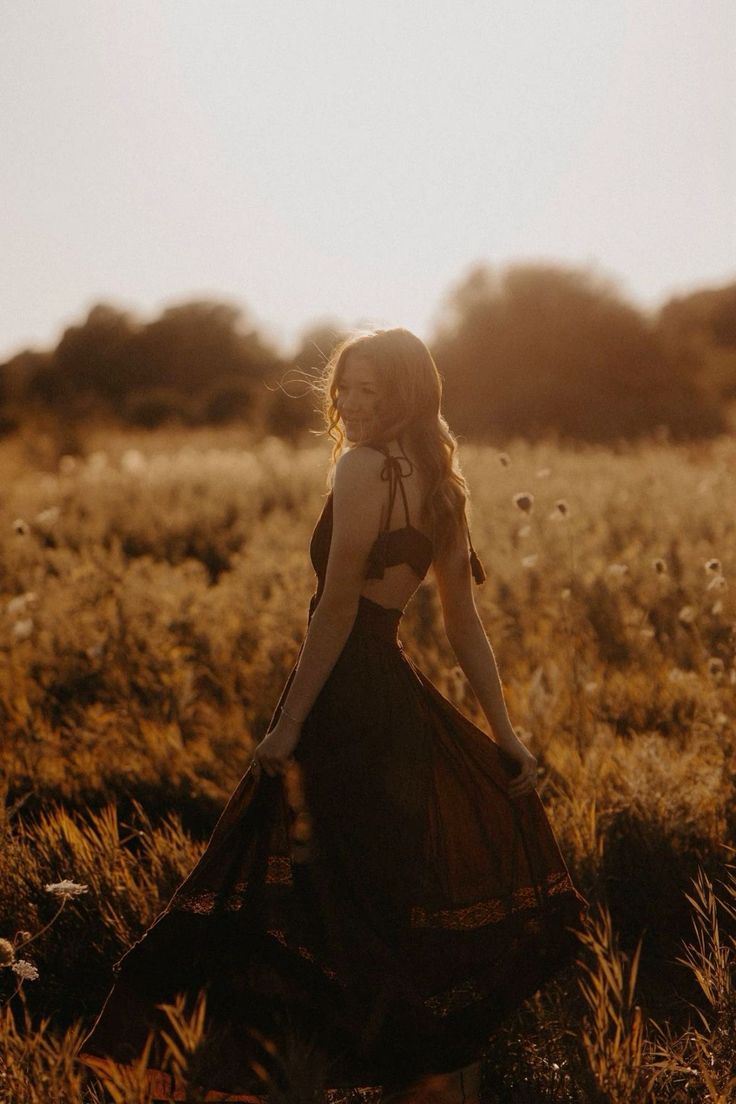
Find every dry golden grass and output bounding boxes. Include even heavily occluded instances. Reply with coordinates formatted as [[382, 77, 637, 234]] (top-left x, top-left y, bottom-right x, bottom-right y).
[[1, 424, 735, 1102]]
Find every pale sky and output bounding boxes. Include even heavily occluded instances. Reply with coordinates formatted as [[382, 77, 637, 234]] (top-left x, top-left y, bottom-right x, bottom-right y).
[[2, 0, 735, 361]]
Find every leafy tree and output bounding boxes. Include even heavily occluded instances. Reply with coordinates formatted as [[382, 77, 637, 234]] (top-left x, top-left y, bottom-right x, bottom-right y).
[[431, 262, 725, 442], [657, 282, 736, 402]]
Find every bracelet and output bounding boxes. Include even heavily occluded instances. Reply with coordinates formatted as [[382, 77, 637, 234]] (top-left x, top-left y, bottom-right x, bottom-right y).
[[281, 703, 305, 725]]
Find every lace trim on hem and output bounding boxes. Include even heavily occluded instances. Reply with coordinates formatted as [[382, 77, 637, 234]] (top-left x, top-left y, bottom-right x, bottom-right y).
[[169, 855, 293, 915], [265, 926, 340, 982], [411, 869, 576, 930]]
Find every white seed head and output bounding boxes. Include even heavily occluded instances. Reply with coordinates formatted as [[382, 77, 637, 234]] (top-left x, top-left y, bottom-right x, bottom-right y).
[[44, 880, 89, 899], [6, 592, 37, 616], [34, 506, 60, 529], [121, 449, 147, 475], [11, 960, 39, 981], [12, 619, 33, 641]]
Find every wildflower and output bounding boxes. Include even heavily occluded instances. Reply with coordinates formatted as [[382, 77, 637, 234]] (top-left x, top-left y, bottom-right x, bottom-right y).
[[705, 558, 722, 574], [535, 467, 551, 478], [6, 592, 37, 616], [678, 605, 696, 625], [521, 554, 538, 568], [44, 880, 89, 900], [11, 960, 39, 982], [513, 492, 534, 513], [35, 506, 60, 530], [707, 574, 727, 591], [498, 452, 511, 467], [0, 938, 15, 966], [652, 558, 667, 575], [12, 619, 33, 641], [121, 449, 146, 475], [12, 518, 29, 536], [607, 563, 629, 578]]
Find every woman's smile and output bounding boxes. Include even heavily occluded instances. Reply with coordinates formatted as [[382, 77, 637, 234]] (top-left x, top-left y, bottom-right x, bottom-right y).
[[336, 354, 382, 438]]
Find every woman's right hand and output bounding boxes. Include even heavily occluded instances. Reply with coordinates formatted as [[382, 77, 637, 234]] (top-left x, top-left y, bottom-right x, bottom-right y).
[[495, 733, 538, 799], [251, 714, 302, 779]]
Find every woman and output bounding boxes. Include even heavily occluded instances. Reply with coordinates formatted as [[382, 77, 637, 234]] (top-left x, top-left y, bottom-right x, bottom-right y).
[[78, 328, 588, 1104]]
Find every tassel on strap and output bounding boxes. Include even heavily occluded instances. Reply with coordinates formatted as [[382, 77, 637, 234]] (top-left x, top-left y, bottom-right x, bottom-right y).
[[469, 544, 486, 585], [466, 516, 487, 585]]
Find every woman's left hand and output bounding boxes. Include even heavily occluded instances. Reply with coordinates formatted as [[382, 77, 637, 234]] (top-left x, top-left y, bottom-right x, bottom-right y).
[[251, 714, 302, 779]]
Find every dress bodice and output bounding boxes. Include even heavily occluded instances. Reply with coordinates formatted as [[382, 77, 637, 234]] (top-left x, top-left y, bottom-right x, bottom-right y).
[[309, 444, 486, 598]]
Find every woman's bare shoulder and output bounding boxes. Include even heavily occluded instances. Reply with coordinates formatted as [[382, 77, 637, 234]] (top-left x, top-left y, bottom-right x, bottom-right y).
[[335, 445, 385, 478], [332, 446, 386, 498]]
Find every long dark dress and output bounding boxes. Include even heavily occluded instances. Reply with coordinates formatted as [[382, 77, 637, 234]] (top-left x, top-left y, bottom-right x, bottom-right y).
[[78, 445, 589, 1102]]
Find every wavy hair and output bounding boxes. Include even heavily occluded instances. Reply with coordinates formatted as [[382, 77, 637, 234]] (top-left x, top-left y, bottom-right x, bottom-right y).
[[311, 327, 477, 558]]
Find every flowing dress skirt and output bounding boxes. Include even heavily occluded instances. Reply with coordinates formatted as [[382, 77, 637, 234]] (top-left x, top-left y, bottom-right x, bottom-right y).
[[78, 592, 588, 1101]]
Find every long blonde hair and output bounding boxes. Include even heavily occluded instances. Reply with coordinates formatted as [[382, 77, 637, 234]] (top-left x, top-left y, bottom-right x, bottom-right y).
[[312, 327, 476, 558]]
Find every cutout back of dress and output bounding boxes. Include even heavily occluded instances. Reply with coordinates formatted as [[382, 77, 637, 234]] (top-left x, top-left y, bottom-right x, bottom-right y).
[[363, 444, 434, 582], [309, 442, 486, 596]]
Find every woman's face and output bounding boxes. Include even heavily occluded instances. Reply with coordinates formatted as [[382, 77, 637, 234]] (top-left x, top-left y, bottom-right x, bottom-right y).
[[335, 355, 383, 442]]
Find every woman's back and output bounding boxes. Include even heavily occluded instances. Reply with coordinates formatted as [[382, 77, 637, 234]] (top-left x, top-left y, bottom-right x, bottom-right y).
[[358, 440, 435, 613]]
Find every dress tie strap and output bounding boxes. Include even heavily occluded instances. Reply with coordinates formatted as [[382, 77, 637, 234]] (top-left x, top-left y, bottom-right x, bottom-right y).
[[365, 450, 414, 580], [380, 452, 414, 527], [364, 443, 486, 585], [467, 522, 487, 585]]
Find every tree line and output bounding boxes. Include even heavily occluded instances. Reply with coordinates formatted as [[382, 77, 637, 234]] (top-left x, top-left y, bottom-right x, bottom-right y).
[[1, 262, 734, 444]]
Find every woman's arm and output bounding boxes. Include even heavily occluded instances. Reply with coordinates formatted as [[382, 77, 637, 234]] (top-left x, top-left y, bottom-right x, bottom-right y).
[[253, 448, 385, 776], [444, 613, 517, 747], [434, 515, 538, 797]]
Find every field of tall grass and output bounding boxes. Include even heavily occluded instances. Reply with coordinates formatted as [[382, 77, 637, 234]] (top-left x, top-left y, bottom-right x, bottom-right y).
[[1, 422, 734, 1103]]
